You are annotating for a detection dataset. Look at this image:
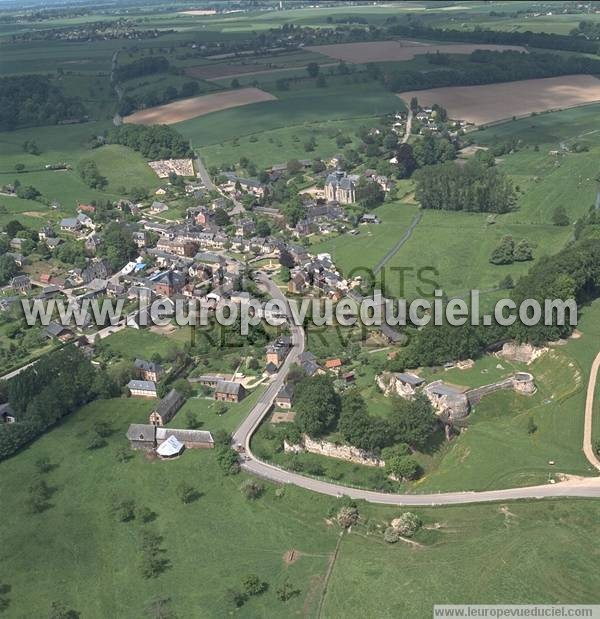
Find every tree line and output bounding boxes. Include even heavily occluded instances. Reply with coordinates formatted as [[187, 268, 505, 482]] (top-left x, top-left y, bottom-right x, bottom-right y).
[[107, 124, 193, 160], [380, 49, 600, 93], [114, 55, 170, 82], [0, 347, 120, 460], [387, 21, 600, 54], [413, 158, 516, 213]]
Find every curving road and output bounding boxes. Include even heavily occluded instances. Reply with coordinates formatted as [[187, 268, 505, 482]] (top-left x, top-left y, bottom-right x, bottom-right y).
[[233, 276, 600, 505], [583, 351, 600, 471]]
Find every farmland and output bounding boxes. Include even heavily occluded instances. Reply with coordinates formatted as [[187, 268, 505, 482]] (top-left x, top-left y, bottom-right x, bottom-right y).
[[308, 40, 527, 63], [123, 87, 277, 126], [1, 396, 599, 617], [399, 75, 600, 126]]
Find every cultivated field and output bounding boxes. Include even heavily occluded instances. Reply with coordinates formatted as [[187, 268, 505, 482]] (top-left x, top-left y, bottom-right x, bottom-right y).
[[307, 39, 526, 63], [399, 75, 600, 125], [123, 88, 277, 125]]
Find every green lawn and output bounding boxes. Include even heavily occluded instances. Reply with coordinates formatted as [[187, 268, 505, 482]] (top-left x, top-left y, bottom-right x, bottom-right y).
[[2, 396, 599, 617], [102, 327, 191, 361], [0, 123, 160, 225]]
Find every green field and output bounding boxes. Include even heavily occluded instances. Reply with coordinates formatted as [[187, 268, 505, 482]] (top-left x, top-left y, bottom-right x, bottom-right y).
[[1, 395, 599, 617], [0, 123, 160, 225]]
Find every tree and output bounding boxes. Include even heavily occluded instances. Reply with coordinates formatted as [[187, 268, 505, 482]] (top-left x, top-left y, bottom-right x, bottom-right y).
[[384, 526, 400, 543], [391, 512, 422, 537], [552, 206, 570, 226], [242, 574, 267, 597], [280, 266, 291, 283], [145, 595, 175, 619], [337, 506, 359, 528], [527, 416, 537, 435], [490, 235, 515, 265], [137, 506, 156, 524], [77, 159, 107, 190], [176, 482, 197, 504], [306, 62, 320, 78], [256, 219, 271, 237], [388, 395, 437, 450], [27, 477, 52, 513], [410, 96, 419, 112], [356, 178, 384, 209], [35, 456, 53, 474], [294, 375, 340, 437], [185, 410, 201, 429], [215, 446, 240, 475], [286, 159, 302, 175], [386, 455, 421, 480], [112, 498, 136, 522], [225, 589, 246, 608], [513, 238, 533, 262], [279, 248, 295, 268], [139, 529, 169, 578], [48, 601, 80, 619], [14, 163, 25, 173], [172, 379, 192, 399], [240, 479, 264, 500], [213, 207, 230, 227], [0, 255, 18, 285], [276, 577, 299, 602], [230, 78, 240, 89]]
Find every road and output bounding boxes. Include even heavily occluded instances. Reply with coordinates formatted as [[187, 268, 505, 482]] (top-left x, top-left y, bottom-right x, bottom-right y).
[[373, 211, 422, 275], [583, 351, 600, 471], [194, 151, 215, 191], [232, 274, 304, 450], [401, 108, 413, 144], [234, 275, 600, 505]]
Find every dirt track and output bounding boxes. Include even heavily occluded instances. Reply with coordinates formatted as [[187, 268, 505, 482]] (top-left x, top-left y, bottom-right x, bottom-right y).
[[398, 75, 600, 125], [123, 88, 277, 125], [307, 40, 526, 63]]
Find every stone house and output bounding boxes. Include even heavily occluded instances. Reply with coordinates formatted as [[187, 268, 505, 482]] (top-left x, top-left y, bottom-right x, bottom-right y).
[[149, 389, 184, 426], [214, 380, 245, 403]]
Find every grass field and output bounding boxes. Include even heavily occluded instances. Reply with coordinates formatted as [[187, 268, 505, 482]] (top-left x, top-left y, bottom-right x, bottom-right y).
[[2, 394, 600, 617], [0, 123, 160, 224]]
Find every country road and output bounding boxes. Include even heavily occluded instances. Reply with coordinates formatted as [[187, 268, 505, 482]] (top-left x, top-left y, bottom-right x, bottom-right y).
[[373, 211, 422, 275], [583, 351, 600, 471], [402, 107, 413, 144], [194, 151, 215, 191], [234, 277, 600, 505]]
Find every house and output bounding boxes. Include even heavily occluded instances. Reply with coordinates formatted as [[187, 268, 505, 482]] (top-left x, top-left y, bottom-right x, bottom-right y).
[[214, 380, 245, 403], [150, 201, 169, 214], [77, 203, 96, 214], [275, 384, 294, 409], [379, 323, 403, 344], [132, 231, 147, 248], [266, 336, 291, 368], [11, 275, 31, 294], [60, 217, 81, 233], [324, 171, 357, 204], [134, 358, 164, 382], [45, 322, 73, 341], [360, 213, 380, 225], [127, 380, 158, 398], [151, 270, 186, 296], [324, 358, 343, 373], [82, 260, 111, 284], [149, 389, 184, 426], [194, 374, 233, 388], [38, 225, 54, 240], [0, 402, 16, 423], [297, 351, 321, 377], [126, 423, 157, 449], [288, 271, 307, 295]]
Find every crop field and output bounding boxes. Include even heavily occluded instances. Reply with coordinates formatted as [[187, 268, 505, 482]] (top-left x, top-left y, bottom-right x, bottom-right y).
[[123, 87, 277, 125], [307, 39, 527, 63], [176, 82, 402, 146], [399, 75, 600, 125]]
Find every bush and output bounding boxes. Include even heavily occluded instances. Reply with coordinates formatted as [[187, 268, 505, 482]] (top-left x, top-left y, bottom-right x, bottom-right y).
[[112, 498, 136, 523], [383, 526, 400, 544], [336, 506, 359, 528], [240, 480, 264, 500], [242, 574, 267, 596], [391, 512, 422, 537]]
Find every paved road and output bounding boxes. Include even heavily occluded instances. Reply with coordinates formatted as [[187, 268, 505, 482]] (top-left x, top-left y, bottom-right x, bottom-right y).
[[232, 274, 304, 450], [401, 108, 413, 144], [234, 275, 600, 504], [194, 151, 215, 191], [583, 351, 600, 471]]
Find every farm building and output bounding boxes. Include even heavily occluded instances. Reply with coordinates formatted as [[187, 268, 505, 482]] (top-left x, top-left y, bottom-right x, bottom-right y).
[[156, 435, 184, 458], [214, 380, 245, 403], [149, 389, 184, 426], [128, 380, 158, 398], [127, 425, 215, 450]]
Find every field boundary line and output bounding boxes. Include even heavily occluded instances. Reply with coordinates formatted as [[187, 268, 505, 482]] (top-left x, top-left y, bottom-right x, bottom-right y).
[[373, 210, 422, 274], [583, 351, 600, 471], [316, 532, 344, 619]]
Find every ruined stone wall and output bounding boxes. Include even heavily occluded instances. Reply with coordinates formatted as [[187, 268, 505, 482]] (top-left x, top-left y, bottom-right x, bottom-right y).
[[284, 436, 385, 468]]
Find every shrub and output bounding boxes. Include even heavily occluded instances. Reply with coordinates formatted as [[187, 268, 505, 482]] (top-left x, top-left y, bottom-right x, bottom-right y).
[[240, 480, 264, 500], [384, 526, 400, 544], [336, 506, 359, 528], [391, 512, 422, 537]]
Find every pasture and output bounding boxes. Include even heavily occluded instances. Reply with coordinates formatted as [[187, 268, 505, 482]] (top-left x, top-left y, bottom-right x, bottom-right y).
[[1, 395, 599, 617], [399, 75, 600, 125], [123, 88, 277, 125]]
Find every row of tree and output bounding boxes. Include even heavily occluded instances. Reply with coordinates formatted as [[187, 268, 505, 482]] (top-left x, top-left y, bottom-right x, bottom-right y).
[[107, 124, 192, 160], [0, 75, 86, 131], [414, 159, 515, 213], [0, 347, 119, 460]]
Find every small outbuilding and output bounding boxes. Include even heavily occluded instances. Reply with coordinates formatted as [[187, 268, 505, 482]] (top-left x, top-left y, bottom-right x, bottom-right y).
[[156, 434, 184, 458]]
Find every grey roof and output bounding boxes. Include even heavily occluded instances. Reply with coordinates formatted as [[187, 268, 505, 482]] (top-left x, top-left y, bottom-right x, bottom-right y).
[[45, 321, 70, 337], [380, 324, 402, 342], [127, 423, 156, 442], [127, 380, 157, 392], [277, 383, 294, 399], [134, 358, 163, 374], [156, 427, 214, 444], [60, 217, 79, 228], [395, 373, 425, 386], [215, 380, 243, 396], [153, 389, 184, 421]]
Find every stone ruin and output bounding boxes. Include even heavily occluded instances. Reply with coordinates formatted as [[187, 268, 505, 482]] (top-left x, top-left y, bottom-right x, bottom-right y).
[[284, 435, 385, 468], [499, 341, 546, 364]]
